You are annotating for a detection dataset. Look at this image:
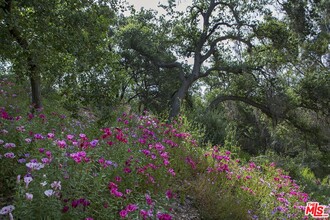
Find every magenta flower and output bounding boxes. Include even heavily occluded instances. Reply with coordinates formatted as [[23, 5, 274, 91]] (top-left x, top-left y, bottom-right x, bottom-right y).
[[168, 168, 175, 176], [45, 151, 52, 158], [123, 167, 131, 173], [157, 212, 172, 220], [166, 189, 175, 199], [62, 206, 69, 213], [47, 133, 55, 139], [57, 140, 67, 148], [34, 133, 44, 139], [126, 204, 138, 212], [145, 194, 153, 206], [119, 209, 128, 218]]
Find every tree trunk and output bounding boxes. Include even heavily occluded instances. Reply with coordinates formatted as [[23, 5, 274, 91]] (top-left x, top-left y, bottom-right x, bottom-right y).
[[28, 57, 42, 110], [169, 78, 192, 120]]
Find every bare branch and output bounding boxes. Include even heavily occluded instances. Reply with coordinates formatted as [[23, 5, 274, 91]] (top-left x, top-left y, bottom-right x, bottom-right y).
[[201, 34, 253, 62]]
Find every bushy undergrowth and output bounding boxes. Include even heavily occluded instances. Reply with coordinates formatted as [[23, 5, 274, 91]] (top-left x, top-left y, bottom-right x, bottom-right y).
[[0, 78, 329, 219]]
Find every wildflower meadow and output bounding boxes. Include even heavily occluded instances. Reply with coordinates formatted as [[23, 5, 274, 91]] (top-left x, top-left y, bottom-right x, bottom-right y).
[[0, 78, 329, 219]]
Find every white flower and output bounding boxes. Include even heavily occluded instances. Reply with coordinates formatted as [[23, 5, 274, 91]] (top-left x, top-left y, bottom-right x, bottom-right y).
[[40, 181, 47, 187], [16, 175, 21, 184], [0, 205, 15, 215], [44, 189, 54, 197]]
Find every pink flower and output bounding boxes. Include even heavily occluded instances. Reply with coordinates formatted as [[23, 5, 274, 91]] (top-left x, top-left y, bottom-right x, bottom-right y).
[[126, 204, 138, 212], [168, 168, 175, 176], [34, 133, 44, 139], [123, 167, 131, 173], [119, 209, 128, 218], [145, 194, 153, 206], [66, 134, 74, 140], [185, 157, 196, 169], [140, 209, 153, 218], [249, 162, 256, 169], [157, 212, 172, 220], [47, 133, 55, 139], [25, 138, 32, 143], [166, 189, 175, 199], [111, 189, 123, 197], [57, 140, 67, 148], [45, 151, 52, 158], [79, 133, 87, 140]]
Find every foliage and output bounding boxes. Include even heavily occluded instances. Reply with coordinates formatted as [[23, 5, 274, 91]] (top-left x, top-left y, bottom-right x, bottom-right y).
[[1, 77, 327, 220]]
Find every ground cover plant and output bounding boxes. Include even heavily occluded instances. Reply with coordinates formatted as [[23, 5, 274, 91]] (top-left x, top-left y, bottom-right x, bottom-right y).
[[0, 78, 329, 219]]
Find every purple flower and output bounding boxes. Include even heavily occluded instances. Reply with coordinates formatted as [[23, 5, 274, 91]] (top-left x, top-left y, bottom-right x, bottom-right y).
[[51, 181, 61, 190], [44, 189, 54, 197], [4, 152, 15, 158], [90, 139, 99, 147], [24, 176, 33, 188], [34, 133, 44, 139], [0, 205, 15, 215], [3, 143, 15, 149], [62, 206, 69, 213], [25, 193, 33, 201], [41, 158, 50, 164], [26, 162, 45, 170]]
